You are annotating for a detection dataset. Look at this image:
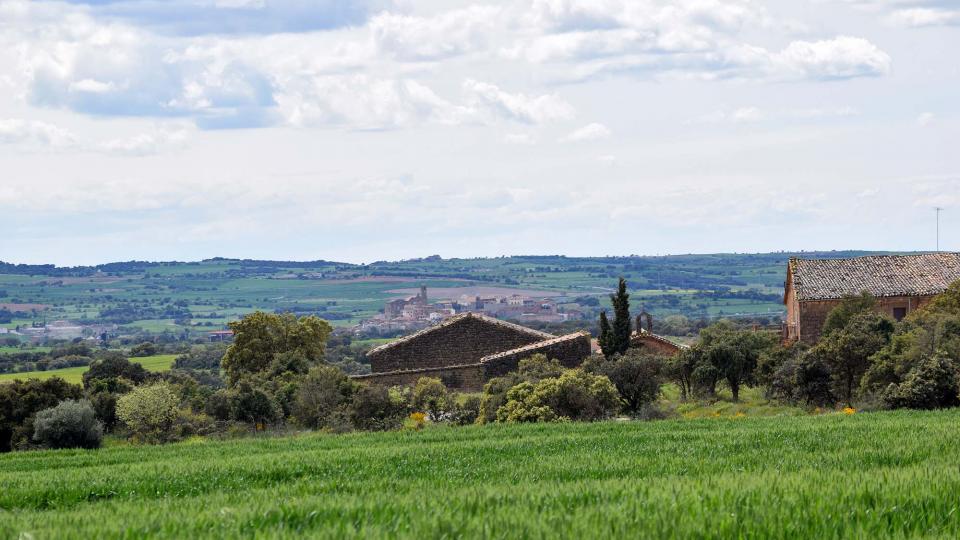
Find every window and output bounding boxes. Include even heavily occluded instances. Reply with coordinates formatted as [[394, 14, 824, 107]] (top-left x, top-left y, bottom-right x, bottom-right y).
[[893, 307, 907, 321]]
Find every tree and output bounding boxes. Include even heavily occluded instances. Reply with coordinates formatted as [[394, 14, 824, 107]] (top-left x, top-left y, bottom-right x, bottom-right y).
[[82, 352, 148, 389], [822, 292, 878, 336], [588, 350, 664, 413], [496, 369, 621, 423], [696, 321, 774, 402], [116, 383, 180, 443], [598, 311, 614, 359], [130, 342, 158, 357], [32, 400, 103, 450], [610, 277, 632, 355], [817, 310, 894, 406], [221, 312, 333, 387], [412, 377, 452, 421], [0, 377, 82, 452], [882, 353, 960, 410], [291, 365, 355, 430]]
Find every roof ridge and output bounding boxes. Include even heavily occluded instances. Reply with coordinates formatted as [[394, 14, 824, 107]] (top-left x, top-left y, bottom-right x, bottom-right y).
[[366, 312, 555, 356], [479, 331, 590, 362]]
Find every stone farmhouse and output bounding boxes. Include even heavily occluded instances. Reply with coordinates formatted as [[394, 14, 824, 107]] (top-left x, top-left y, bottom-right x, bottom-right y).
[[783, 253, 960, 344], [355, 313, 591, 391]]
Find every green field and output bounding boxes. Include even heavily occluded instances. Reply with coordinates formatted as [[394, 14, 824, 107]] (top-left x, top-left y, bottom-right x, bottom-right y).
[[0, 354, 177, 384], [1, 410, 958, 538]]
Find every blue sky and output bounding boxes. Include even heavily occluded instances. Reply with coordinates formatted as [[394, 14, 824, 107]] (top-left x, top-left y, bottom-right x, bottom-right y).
[[0, 0, 957, 265]]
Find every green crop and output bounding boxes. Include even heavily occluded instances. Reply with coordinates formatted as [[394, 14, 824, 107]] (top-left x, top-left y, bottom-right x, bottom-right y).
[[1, 410, 959, 538]]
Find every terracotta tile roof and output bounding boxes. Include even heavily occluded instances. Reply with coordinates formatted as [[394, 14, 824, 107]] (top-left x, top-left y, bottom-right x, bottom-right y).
[[789, 253, 960, 301], [479, 331, 591, 362], [630, 329, 689, 350], [366, 312, 555, 356]]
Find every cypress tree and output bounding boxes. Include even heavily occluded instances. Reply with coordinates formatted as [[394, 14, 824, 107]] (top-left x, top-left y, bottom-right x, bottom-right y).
[[610, 277, 631, 355], [598, 310, 613, 359]]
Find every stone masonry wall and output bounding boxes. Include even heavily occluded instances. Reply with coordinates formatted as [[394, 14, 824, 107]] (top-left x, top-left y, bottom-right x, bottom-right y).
[[798, 295, 937, 344], [481, 332, 592, 378], [368, 316, 549, 373], [353, 363, 485, 392], [631, 334, 684, 356]]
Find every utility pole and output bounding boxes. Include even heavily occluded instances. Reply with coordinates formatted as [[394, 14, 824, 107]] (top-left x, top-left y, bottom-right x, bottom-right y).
[[935, 207, 943, 252]]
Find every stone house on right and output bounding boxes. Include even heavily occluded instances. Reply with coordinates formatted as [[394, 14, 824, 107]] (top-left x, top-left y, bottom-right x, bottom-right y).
[[783, 253, 960, 344]]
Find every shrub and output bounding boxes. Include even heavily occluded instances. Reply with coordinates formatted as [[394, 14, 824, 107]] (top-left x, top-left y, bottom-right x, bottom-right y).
[[883, 353, 960, 410], [116, 383, 180, 443], [291, 365, 356, 430], [32, 400, 103, 450], [0, 377, 83, 452], [450, 395, 482, 426], [88, 391, 120, 431], [205, 390, 233, 421], [130, 342, 158, 357], [350, 385, 407, 431], [412, 377, 452, 421], [477, 355, 565, 424], [230, 385, 281, 427], [588, 350, 664, 414], [82, 353, 148, 389], [496, 369, 621, 423]]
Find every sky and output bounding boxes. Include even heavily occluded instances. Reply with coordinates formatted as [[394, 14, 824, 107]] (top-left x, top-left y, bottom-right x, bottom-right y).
[[0, 0, 957, 266]]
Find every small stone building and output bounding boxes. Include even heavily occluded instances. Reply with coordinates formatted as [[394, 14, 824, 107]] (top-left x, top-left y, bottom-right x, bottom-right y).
[[783, 253, 960, 344], [354, 313, 592, 391]]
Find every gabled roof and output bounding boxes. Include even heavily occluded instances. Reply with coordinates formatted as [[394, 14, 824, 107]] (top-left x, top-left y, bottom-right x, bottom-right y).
[[631, 329, 689, 351], [480, 331, 591, 362], [367, 312, 555, 356], [789, 253, 960, 301]]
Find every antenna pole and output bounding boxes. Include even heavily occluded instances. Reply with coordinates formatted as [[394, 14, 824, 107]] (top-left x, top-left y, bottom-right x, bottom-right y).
[[936, 207, 943, 252]]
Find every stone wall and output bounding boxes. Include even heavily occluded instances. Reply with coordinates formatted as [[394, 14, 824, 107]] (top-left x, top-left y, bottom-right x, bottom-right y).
[[353, 363, 485, 392], [368, 314, 552, 373], [630, 333, 684, 356], [481, 332, 592, 378], [797, 294, 937, 344]]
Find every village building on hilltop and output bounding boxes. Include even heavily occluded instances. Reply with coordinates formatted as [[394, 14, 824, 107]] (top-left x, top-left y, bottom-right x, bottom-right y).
[[783, 253, 960, 344]]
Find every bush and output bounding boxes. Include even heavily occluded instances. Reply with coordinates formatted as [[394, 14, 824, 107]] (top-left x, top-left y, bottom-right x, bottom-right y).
[[883, 354, 960, 410], [496, 369, 621, 423], [32, 400, 103, 450], [450, 395, 481, 426], [350, 385, 407, 431], [412, 377, 452, 421], [88, 391, 120, 431], [230, 385, 281, 427], [477, 355, 565, 424], [130, 342, 158, 357], [0, 377, 83, 452], [588, 350, 664, 414], [291, 365, 356, 430], [83, 353, 148, 389], [116, 383, 180, 443]]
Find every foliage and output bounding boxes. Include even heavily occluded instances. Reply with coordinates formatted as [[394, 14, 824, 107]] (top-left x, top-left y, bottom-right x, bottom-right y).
[[610, 277, 632, 356], [586, 349, 664, 413], [350, 385, 408, 431], [221, 311, 332, 387], [477, 355, 564, 424], [291, 365, 356, 431], [881, 353, 960, 410], [0, 377, 82, 452], [598, 311, 613, 359], [116, 383, 181, 444], [412, 377, 452, 421], [130, 342, 159, 357], [694, 321, 775, 402], [821, 292, 878, 336], [173, 345, 227, 372], [496, 369, 620, 423], [32, 399, 103, 450], [816, 310, 894, 406], [82, 352, 149, 389]]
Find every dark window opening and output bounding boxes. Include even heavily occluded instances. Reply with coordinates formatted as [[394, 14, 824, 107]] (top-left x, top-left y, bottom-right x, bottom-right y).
[[893, 307, 907, 321]]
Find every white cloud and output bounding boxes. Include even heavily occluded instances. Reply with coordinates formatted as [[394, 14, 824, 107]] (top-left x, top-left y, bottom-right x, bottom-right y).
[[0, 118, 78, 148], [561, 122, 611, 142], [917, 112, 934, 126], [370, 6, 501, 61], [503, 132, 537, 145], [773, 36, 891, 80], [887, 8, 960, 27], [462, 79, 575, 124], [99, 128, 189, 156]]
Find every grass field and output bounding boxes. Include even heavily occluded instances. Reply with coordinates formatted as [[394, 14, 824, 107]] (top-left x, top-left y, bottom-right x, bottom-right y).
[[0, 354, 177, 384], [1, 409, 958, 538]]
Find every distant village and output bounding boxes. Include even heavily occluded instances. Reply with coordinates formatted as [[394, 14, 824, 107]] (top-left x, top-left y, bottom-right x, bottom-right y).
[[354, 285, 585, 336]]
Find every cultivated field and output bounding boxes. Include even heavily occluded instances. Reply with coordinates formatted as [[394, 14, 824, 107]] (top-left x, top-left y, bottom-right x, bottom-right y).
[[1, 410, 958, 539], [0, 354, 177, 384]]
